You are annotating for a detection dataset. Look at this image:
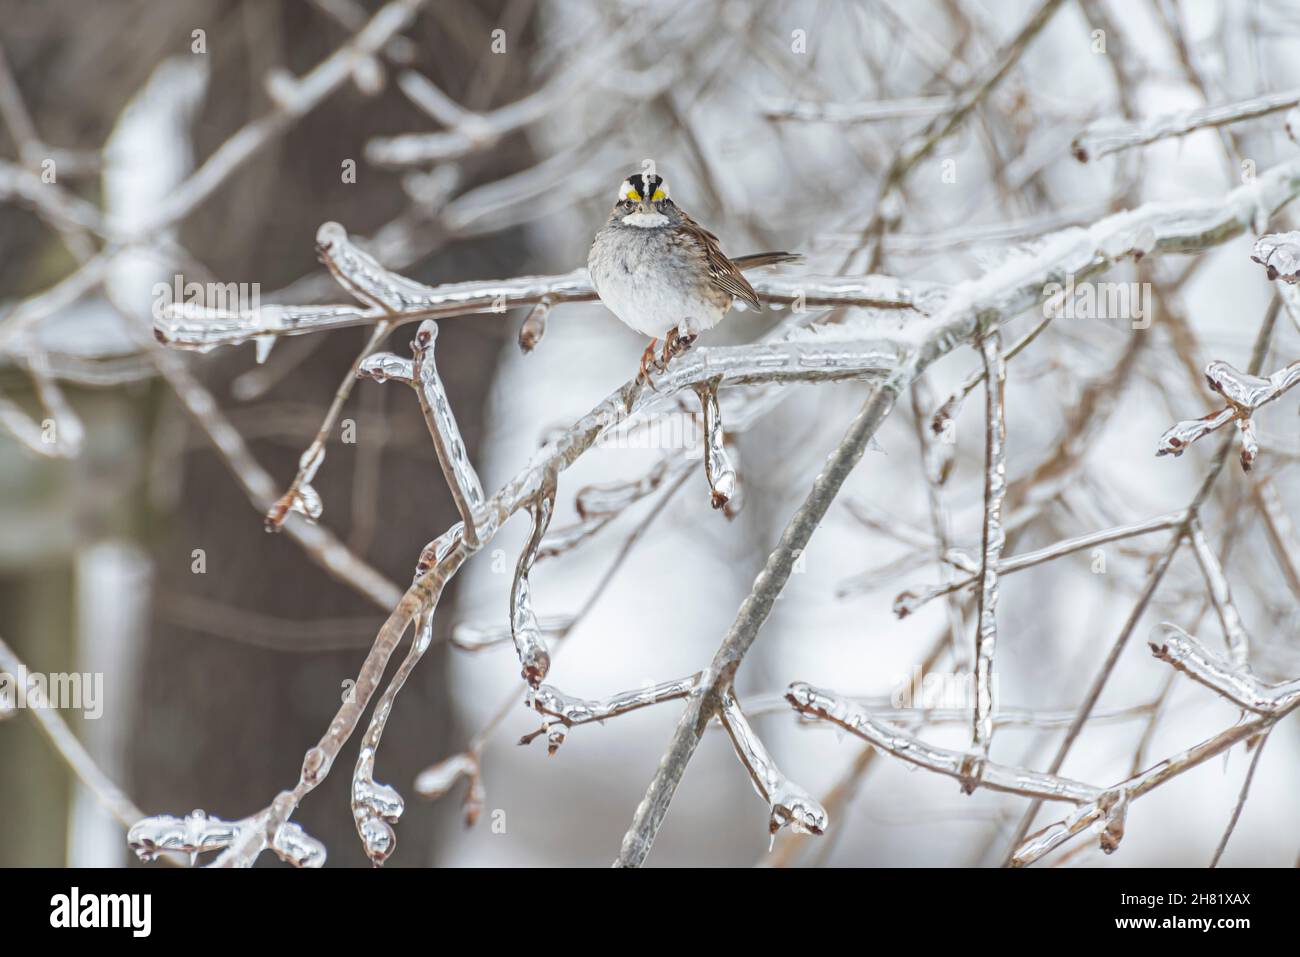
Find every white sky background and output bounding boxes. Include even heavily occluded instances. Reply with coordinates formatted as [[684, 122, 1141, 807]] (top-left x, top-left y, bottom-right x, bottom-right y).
[[431, 0, 1300, 866]]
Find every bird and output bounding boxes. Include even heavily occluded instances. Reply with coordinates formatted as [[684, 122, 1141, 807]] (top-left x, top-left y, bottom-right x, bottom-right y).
[[587, 171, 799, 385]]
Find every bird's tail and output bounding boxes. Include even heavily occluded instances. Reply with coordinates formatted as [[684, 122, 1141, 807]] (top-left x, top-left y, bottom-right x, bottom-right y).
[[731, 251, 802, 271]]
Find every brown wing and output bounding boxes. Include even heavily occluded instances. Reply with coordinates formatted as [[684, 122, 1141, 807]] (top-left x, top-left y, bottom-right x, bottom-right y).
[[677, 211, 763, 312]]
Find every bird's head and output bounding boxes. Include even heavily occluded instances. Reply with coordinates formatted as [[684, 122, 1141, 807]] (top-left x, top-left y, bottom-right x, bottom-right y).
[[615, 172, 671, 224]]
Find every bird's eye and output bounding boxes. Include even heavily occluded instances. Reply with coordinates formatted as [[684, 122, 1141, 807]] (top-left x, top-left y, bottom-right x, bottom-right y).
[[651, 189, 666, 201]]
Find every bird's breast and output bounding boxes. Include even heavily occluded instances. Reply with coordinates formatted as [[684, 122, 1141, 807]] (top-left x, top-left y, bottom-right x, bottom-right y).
[[588, 227, 728, 338]]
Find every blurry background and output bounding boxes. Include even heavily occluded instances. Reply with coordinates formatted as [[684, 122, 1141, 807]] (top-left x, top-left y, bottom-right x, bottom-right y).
[[1, 0, 1299, 867]]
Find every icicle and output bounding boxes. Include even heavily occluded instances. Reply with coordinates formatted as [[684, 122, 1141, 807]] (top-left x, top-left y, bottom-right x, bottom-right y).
[[510, 487, 556, 686], [518, 298, 551, 354], [693, 377, 736, 510], [350, 608, 436, 865]]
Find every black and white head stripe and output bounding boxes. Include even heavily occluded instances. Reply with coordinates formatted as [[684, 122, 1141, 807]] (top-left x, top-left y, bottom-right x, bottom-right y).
[[618, 173, 668, 201]]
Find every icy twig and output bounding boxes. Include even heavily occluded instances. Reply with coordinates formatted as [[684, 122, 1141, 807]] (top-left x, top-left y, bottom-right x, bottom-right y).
[[1073, 89, 1300, 163], [970, 329, 1007, 771], [409, 320, 490, 546], [1149, 625, 1300, 714], [1210, 732, 1269, 868], [1251, 231, 1300, 283], [719, 688, 827, 841], [894, 510, 1188, 617], [693, 377, 736, 510], [1156, 357, 1300, 471], [128, 809, 324, 869], [517, 297, 551, 354], [1254, 479, 1300, 597], [1187, 519, 1251, 668], [413, 752, 484, 827], [352, 593, 441, 864], [522, 674, 700, 754], [449, 616, 571, 652], [539, 458, 684, 560], [511, 483, 557, 687], [785, 683, 1101, 804]]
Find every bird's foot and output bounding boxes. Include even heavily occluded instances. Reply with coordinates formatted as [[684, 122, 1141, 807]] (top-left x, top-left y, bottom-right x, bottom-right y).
[[659, 328, 698, 368]]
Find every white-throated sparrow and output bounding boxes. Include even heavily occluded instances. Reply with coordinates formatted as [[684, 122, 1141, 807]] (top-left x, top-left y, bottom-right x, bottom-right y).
[[587, 171, 798, 382]]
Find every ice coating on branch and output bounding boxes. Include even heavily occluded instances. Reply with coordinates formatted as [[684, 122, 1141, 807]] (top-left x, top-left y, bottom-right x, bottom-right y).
[[128, 808, 325, 868], [414, 752, 484, 826], [316, 220, 439, 312], [357, 352, 414, 385], [412, 319, 490, 545], [1150, 624, 1300, 713], [518, 298, 551, 353], [414, 523, 462, 577], [1155, 407, 1235, 457], [1206, 360, 1276, 409], [1251, 231, 1300, 282], [718, 689, 827, 841], [154, 300, 363, 351], [1157, 358, 1300, 470], [523, 675, 699, 754], [693, 378, 735, 510], [786, 683, 1102, 804], [450, 615, 571, 650], [510, 490, 555, 686], [351, 608, 437, 865]]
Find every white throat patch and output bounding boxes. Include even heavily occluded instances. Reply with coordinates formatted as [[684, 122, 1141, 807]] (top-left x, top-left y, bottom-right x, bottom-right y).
[[621, 211, 669, 228]]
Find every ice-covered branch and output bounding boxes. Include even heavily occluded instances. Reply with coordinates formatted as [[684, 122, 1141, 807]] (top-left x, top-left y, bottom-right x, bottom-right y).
[[893, 510, 1188, 617], [152, 264, 933, 352], [1156, 357, 1300, 471], [970, 330, 1007, 770], [1187, 519, 1251, 668], [1150, 625, 1299, 714], [510, 483, 557, 687], [785, 683, 1102, 804], [409, 320, 490, 546], [128, 809, 324, 869], [521, 674, 700, 754], [1252, 231, 1300, 283], [1073, 89, 1300, 163], [718, 688, 827, 841], [693, 377, 736, 510]]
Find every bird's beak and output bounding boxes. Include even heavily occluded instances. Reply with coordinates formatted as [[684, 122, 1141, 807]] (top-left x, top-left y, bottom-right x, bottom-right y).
[[638, 196, 655, 214]]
